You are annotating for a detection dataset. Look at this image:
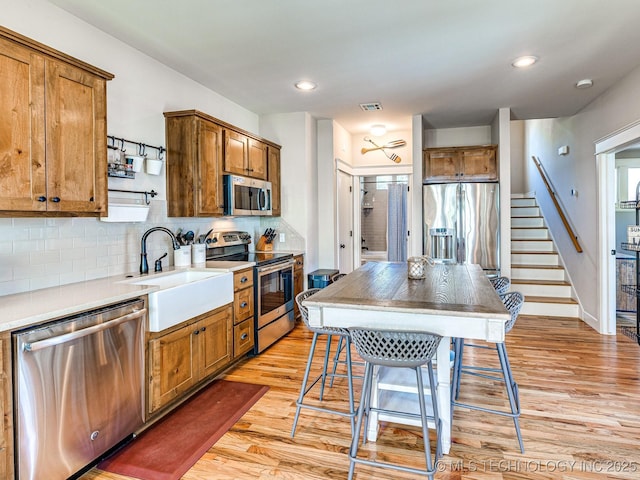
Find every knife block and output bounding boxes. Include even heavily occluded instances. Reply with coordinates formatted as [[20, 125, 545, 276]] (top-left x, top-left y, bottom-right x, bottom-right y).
[[256, 235, 273, 251]]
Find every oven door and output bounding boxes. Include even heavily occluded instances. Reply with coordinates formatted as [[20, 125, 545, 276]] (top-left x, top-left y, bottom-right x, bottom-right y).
[[256, 259, 295, 328]]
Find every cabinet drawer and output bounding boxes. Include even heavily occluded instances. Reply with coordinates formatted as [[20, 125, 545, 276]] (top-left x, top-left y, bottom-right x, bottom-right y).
[[233, 269, 254, 291], [234, 287, 254, 324], [234, 319, 254, 358]]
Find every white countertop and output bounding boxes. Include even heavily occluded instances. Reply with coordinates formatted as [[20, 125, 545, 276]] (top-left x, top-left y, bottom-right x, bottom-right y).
[[0, 263, 254, 333]]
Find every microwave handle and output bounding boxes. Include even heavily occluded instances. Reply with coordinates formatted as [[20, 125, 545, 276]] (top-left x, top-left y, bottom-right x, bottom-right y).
[[258, 189, 266, 211]]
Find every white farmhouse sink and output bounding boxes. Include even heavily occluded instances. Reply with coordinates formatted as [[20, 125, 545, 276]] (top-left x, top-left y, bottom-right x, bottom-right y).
[[127, 269, 234, 332]]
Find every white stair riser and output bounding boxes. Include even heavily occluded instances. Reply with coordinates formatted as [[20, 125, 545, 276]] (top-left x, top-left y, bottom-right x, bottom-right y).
[[511, 252, 559, 265], [511, 229, 550, 240], [521, 301, 580, 317], [511, 198, 537, 207], [515, 283, 572, 298], [511, 206, 540, 217], [512, 240, 555, 251], [511, 217, 544, 227], [512, 267, 566, 281]]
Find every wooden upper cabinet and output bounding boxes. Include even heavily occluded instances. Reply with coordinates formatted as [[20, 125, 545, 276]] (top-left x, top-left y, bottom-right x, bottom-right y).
[[268, 146, 281, 216], [0, 27, 112, 216], [45, 59, 108, 213], [247, 138, 267, 179], [223, 130, 248, 176], [0, 36, 46, 212], [164, 109, 281, 218], [165, 115, 224, 217], [423, 145, 497, 183], [224, 130, 268, 180]]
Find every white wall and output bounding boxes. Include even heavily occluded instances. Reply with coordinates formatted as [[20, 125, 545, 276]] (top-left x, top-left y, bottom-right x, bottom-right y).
[[425, 126, 492, 147], [0, 0, 265, 295], [510, 121, 526, 194], [259, 112, 316, 260], [524, 63, 640, 323]]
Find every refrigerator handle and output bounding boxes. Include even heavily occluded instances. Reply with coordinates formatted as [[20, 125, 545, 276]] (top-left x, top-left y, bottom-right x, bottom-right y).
[[458, 185, 465, 264]]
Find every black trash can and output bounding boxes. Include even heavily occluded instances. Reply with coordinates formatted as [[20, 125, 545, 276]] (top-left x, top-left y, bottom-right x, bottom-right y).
[[308, 269, 339, 289]]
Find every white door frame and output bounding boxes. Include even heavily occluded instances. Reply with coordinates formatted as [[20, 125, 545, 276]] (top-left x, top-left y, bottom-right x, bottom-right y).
[[336, 161, 414, 267], [596, 119, 640, 335]]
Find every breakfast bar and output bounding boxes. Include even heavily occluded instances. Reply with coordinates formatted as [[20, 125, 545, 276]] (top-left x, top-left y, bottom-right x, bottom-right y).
[[304, 261, 510, 454]]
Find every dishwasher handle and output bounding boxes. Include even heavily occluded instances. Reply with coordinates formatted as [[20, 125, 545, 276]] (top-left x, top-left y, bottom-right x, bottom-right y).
[[23, 308, 147, 353]]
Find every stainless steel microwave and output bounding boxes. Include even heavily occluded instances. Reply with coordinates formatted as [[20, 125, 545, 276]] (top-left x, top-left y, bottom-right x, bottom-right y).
[[223, 174, 272, 216]]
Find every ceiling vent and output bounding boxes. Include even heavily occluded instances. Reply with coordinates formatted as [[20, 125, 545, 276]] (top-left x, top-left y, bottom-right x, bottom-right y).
[[359, 102, 383, 111]]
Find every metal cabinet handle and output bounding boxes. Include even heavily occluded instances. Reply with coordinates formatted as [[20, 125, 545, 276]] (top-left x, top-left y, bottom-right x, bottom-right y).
[[240, 276, 248, 283], [50, 197, 61, 203], [201, 327, 206, 332], [240, 301, 248, 308], [37, 196, 46, 202], [240, 333, 248, 340], [24, 308, 147, 352], [194, 329, 200, 335]]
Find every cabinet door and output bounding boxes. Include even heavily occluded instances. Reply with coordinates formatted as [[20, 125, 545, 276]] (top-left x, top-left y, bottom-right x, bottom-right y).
[[224, 130, 248, 176], [0, 38, 46, 212], [233, 268, 254, 291], [196, 120, 225, 215], [459, 146, 497, 181], [423, 149, 459, 183], [148, 324, 199, 413], [199, 306, 233, 378], [45, 59, 107, 214], [247, 138, 267, 180], [233, 318, 254, 359], [268, 146, 281, 216], [234, 286, 254, 324]]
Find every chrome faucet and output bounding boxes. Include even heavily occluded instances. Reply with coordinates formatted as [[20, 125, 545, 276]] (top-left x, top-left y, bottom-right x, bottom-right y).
[[140, 227, 181, 274]]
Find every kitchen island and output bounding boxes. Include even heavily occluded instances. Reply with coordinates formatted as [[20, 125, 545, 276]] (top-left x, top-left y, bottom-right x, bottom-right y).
[[304, 261, 510, 454]]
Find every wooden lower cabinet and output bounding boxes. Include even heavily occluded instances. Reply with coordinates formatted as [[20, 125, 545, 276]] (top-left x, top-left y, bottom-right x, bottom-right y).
[[233, 268, 255, 357], [293, 254, 304, 319], [234, 319, 255, 358], [147, 304, 233, 415]]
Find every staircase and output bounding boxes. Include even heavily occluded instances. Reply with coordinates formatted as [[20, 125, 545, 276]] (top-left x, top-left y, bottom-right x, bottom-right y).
[[510, 197, 580, 317]]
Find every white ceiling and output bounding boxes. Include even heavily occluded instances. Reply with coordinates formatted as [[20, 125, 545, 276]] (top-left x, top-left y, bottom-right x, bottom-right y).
[[49, 0, 640, 134]]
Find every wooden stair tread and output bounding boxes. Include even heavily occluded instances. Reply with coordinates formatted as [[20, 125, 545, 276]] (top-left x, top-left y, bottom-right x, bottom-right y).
[[512, 238, 552, 242], [511, 250, 558, 255], [524, 295, 578, 304], [512, 279, 570, 286], [511, 263, 564, 270]]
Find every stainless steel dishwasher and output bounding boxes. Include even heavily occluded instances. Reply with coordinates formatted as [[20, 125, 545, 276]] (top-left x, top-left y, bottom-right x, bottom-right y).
[[13, 298, 146, 480]]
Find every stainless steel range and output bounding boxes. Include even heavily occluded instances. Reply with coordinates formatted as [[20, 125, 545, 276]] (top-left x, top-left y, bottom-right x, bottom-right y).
[[206, 231, 295, 353]]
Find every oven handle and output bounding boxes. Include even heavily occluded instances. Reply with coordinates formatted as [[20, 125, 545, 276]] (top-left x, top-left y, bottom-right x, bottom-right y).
[[256, 258, 295, 275], [23, 308, 147, 353]]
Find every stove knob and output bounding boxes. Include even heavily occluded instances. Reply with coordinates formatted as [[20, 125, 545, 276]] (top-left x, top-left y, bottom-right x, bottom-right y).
[[211, 237, 218, 243]]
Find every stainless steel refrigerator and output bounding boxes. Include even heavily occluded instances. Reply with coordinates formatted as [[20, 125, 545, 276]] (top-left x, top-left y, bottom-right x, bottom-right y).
[[423, 182, 500, 274]]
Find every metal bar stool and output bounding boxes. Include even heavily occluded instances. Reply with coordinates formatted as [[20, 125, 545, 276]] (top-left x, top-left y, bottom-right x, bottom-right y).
[[291, 289, 357, 437], [453, 275, 511, 394], [489, 275, 511, 294], [451, 291, 525, 453], [348, 328, 442, 479], [329, 272, 365, 387]]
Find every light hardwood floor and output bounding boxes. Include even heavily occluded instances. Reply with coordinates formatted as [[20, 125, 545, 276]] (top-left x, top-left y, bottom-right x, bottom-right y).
[[83, 314, 640, 479]]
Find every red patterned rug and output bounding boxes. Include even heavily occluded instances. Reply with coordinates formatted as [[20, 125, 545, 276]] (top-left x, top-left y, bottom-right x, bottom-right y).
[[98, 380, 269, 480]]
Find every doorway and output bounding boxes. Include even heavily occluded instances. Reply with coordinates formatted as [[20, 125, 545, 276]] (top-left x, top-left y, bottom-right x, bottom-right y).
[[359, 174, 409, 264], [596, 121, 640, 336]]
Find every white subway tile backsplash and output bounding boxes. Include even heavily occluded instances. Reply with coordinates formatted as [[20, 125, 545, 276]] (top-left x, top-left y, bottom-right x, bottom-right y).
[[0, 213, 272, 296]]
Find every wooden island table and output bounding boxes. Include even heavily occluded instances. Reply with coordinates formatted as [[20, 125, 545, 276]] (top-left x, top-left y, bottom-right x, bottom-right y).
[[304, 261, 510, 454]]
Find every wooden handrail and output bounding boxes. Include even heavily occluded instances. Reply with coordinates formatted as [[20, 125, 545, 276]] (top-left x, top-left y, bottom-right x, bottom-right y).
[[531, 156, 583, 253]]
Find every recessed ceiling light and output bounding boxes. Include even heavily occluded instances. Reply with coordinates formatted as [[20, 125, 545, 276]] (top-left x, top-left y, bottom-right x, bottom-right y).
[[294, 80, 317, 91], [575, 79, 593, 89], [511, 56, 538, 68], [370, 124, 387, 136]]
